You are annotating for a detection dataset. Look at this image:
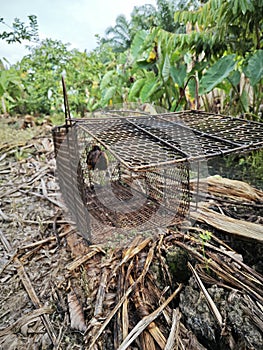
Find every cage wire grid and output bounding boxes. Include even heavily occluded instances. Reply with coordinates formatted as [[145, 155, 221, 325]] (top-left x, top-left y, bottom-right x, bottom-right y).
[[52, 110, 263, 245]]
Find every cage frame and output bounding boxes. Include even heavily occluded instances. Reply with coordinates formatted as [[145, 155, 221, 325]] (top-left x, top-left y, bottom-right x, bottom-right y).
[[52, 78, 263, 244]]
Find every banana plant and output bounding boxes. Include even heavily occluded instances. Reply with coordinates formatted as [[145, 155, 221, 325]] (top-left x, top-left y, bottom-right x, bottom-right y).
[[0, 61, 21, 114], [171, 0, 263, 115], [243, 50, 263, 119], [98, 51, 131, 107], [127, 28, 191, 110]]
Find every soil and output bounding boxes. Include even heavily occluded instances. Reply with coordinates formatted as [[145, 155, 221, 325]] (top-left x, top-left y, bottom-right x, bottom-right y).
[[0, 114, 262, 349]]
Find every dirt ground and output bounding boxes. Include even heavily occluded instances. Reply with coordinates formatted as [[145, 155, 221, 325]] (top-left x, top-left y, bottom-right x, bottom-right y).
[[0, 115, 262, 350]]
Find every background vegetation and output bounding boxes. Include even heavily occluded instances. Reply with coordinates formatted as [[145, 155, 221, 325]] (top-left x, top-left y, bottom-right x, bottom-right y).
[[0, 0, 262, 120]]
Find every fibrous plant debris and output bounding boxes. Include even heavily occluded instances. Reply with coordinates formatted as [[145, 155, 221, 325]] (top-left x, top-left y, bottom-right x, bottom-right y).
[[0, 115, 262, 349]]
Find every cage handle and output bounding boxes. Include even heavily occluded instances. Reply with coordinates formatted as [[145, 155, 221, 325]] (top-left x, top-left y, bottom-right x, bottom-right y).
[[62, 76, 72, 127]]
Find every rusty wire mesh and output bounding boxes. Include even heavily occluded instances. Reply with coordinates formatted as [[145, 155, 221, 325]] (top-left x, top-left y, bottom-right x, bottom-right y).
[[52, 110, 263, 245]]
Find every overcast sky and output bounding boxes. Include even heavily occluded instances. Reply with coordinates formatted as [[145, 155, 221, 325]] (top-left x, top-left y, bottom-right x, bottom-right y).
[[1, 0, 156, 64]]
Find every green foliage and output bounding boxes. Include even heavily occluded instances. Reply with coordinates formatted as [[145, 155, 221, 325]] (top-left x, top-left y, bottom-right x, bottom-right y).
[[103, 1, 182, 52], [210, 150, 263, 189], [140, 76, 159, 103], [162, 54, 171, 83], [170, 65, 187, 87], [244, 50, 263, 86], [104, 15, 132, 52], [156, 0, 178, 33], [199, 54, 236, 95], [65, 49, 111, 114], [199, 230, 212, 270], [16, 39, 72, 114], [1, 0, 262, 119], [174, 0, 262, 56], [131, 4, 158, 32], [102, 86, 116, 105], [128, 78, 146, 101], [0, 15, 38, 43], [130, 30, 148, 60], [199, 230, 212, 243], [172, 0, 262, 114], [0, 60, 21, 114]]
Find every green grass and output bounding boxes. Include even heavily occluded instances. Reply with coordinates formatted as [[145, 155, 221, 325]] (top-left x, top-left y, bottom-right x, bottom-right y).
[[0, 113, 65, 148], [0, 117, 37, 147]]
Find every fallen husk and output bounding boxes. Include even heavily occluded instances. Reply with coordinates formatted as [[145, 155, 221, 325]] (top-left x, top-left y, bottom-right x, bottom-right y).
[[190, 206, 263, 242], [192, 175, 263, 203], [206, 175, 263, 202]]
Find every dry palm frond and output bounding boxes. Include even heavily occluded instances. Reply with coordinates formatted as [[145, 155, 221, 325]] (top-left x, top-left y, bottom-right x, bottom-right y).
[[164, 308, 181, 350], [68, 291, 87, 332], [190, 206, 263, 242], [188, 262, 223, 327], [118, 284, 183, 350]]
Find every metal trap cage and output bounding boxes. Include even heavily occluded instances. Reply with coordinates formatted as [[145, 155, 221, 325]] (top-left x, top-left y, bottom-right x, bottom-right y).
[[52, 81, 263, 245]]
